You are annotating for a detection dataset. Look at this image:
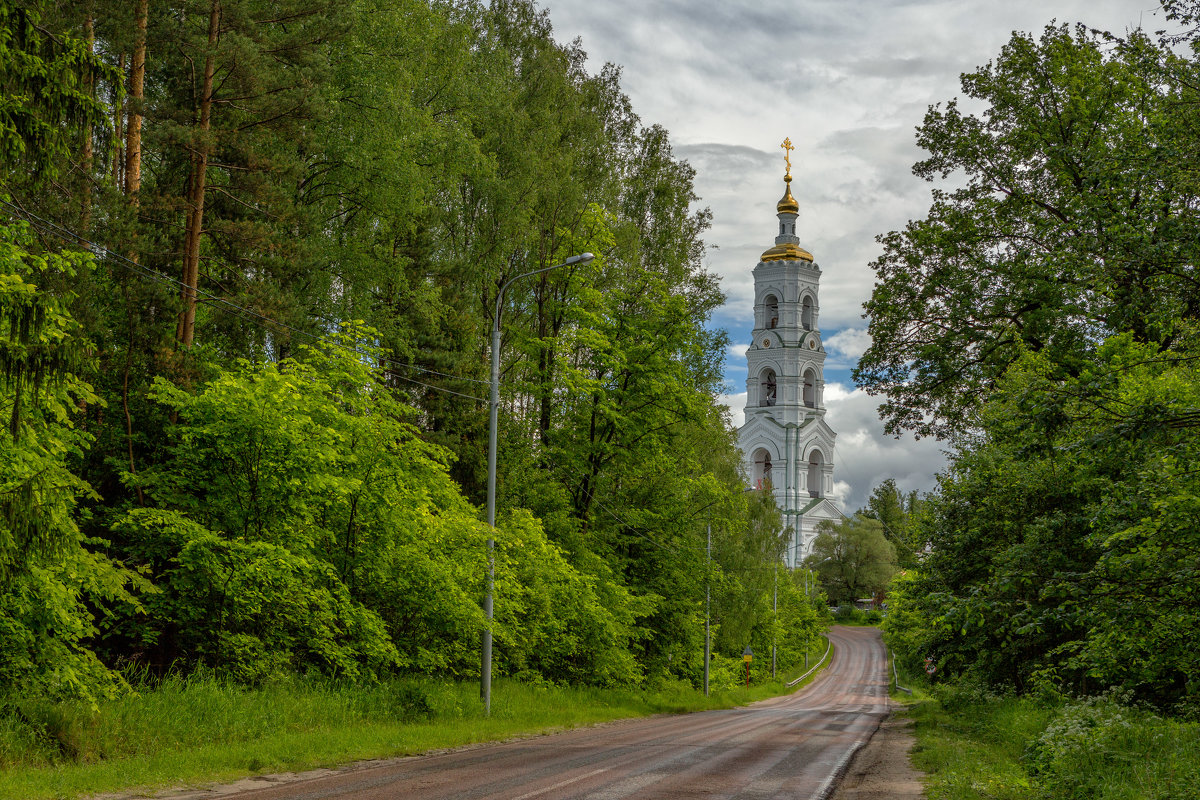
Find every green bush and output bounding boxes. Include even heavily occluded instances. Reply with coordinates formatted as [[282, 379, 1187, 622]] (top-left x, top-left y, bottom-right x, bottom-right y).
[[832, 605, 881, 626], [909, 687, 1200, 800]]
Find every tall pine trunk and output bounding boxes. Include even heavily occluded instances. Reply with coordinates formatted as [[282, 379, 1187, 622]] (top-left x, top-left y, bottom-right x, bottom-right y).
[[80, 13, 95, 230], [111, 53, 124, 188], [124, 0, 147, 203], [177, 0, 220, 348], [119, 0, 149, 499]]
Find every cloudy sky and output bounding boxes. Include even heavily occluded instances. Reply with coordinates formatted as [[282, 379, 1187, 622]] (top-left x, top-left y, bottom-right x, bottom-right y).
[[542, 0, 1161, 511]]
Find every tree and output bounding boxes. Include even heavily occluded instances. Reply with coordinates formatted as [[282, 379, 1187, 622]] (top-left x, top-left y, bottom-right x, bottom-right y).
[[0, 6, 150, 704], [859, 478, 920, 567], [1, 0, 794, 693], [854, 23, 1200, 438], [804, 516, 897, 606], [0, 0, 116, 183], [884, 332, 1200, 707], [0, 221, 148, 703], [866, 7, 1200, 712], [712, 485, 789, 652]]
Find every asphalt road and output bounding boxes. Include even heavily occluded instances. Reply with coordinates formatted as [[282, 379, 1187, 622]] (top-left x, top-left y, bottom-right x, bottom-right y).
[[211, 625, 888, 800]]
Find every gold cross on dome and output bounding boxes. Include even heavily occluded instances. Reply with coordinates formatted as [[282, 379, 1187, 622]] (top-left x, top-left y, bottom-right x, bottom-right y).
[[781, 137, 794, 178]]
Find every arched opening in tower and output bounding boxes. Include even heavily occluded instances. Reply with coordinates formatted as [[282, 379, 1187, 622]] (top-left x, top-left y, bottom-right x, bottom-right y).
[[801, 296, 813, 331], [754, 448, 773, 489], [764, 294, 779, 329], [803, 369, 816, 408], [759, 368, 777, 407], [808, 449, 824, 498]]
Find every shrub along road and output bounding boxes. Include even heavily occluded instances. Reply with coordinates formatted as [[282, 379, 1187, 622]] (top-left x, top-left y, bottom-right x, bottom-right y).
[[150, 626, 888, 800]]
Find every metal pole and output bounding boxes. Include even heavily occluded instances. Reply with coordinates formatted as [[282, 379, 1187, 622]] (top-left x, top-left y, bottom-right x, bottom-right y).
[[481, 253, 593, 715], [772, 565, 777, 679], [704, 522, 711, 697], [482, 315, 500, 714]]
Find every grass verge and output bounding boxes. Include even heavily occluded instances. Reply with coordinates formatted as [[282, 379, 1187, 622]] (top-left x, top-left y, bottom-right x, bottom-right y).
[[0, 636, 831, 800], [889, 666, 1200, 800]]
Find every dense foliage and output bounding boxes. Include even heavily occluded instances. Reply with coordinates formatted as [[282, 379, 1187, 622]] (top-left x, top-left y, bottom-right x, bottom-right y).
[[0, 0, 824, 704], [858, 478, 921, 569], [804, 515, 897, 606], [907, 682, 1200, 800], [875, 6, 1200, 714]]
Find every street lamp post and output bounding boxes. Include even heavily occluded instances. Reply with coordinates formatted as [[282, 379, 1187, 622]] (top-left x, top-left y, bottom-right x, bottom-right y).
[[482, 252, 594, 715]]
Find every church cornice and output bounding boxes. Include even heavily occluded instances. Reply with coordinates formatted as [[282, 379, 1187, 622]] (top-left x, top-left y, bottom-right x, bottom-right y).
[[760, 242, 813, 263]]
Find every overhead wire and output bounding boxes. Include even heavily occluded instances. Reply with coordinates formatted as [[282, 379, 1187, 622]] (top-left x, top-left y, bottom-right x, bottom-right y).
[[548, 461, 685, 555], [1, 201, 490, 401], [6, 202, 800, 564]]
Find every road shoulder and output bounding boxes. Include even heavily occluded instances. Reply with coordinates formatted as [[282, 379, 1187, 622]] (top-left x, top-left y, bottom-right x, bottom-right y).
[[830, 703, 925, 800]]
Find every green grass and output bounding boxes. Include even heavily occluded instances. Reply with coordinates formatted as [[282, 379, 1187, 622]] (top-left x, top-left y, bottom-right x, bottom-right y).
[[904, 688, 1050, 800], [832, 606, 884, 626], [0, 637, 832, 800], [888, 667, 1200, 800]]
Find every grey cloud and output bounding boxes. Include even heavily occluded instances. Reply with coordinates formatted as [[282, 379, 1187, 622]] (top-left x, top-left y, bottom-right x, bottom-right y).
[[841, 55, 948, 79], [676, 143, 777, 184], [817, 127, 924, 172], [823, 385, 948, 512], [545, 0, 1150, 510]]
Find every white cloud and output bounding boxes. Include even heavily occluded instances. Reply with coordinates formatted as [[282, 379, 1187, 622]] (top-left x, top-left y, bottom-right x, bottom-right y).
[[825, 328, 873, 360], [718, 392, 748, 429], [823, 383, 948, 512], [546, 0, 1152, 510]]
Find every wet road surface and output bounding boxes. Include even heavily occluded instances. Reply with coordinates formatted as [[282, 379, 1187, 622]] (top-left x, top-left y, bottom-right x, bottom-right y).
[[209, 625, 888, 800]]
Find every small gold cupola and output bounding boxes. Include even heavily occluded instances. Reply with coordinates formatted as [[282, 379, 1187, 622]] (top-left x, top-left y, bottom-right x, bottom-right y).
[[761, 137, 813, 263], [777, 175, 800, 215]]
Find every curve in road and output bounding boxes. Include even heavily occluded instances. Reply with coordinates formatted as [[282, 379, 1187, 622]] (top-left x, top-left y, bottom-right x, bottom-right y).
[[189, 625, 888, 800]]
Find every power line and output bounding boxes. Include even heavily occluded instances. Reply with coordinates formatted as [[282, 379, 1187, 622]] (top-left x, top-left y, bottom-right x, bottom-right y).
[[549, 461, 689, 556], [6, 203, 785, 555], [2, 201, 491, 400]]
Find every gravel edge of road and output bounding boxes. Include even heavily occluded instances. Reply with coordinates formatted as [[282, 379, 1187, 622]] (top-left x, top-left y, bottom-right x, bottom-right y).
[[827, 703, 926, 800], [811, 710, 884, 800]]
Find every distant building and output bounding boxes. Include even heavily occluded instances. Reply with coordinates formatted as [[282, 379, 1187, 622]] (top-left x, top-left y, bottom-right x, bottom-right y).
[[738, 139, 840, 567]]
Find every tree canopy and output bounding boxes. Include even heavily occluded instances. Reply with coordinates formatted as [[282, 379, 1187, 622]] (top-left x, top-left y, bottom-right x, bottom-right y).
[[0, 0, 824, 702], [874, 6, 1200, 713], [856, 22, 1200, 439], [804, 516, 897, 606]]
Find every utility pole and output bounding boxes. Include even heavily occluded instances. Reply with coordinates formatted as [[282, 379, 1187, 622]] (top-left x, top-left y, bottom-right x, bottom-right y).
[[704, 522, 711, 697], [772, 564, 778, 679]]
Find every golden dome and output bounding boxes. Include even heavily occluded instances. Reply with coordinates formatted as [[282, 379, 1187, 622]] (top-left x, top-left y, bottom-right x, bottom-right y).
[[777, 175, 799, 215], [760, 241, 814, 263]]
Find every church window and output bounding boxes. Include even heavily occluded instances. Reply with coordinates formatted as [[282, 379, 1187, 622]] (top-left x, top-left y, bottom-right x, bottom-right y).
[[803, 368, 816, 408], [764, 294, 779, 329], [759, 368, 777, 407], [754, 448, 773, 489], [801, 296, 814, 330], [808, 449, 824, 498]]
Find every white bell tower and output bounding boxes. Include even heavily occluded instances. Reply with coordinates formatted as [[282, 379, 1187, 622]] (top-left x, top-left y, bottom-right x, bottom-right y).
[[738, 138, 840, 567]]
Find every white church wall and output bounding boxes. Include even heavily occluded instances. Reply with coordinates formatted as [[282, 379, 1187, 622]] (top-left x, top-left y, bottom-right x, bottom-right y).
[[737, 151, 841, 570]]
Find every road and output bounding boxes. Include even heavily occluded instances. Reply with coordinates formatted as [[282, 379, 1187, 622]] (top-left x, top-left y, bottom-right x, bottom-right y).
[[208, 626, 888, 800]]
